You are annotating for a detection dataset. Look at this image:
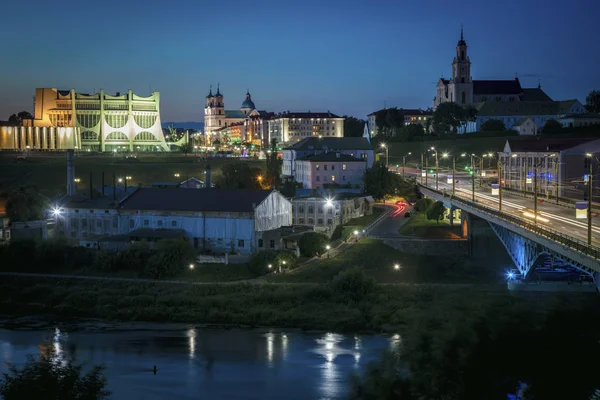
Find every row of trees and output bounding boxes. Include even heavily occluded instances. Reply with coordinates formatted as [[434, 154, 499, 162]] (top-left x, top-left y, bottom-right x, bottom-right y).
[[7, 111, 33, 126]]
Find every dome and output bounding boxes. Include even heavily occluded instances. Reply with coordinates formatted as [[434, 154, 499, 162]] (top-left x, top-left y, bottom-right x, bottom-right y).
[[241, 99, 256, 109]]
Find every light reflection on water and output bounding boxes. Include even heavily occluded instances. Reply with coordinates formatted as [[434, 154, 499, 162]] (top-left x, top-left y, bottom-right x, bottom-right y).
[[0, 326, 398, 400]]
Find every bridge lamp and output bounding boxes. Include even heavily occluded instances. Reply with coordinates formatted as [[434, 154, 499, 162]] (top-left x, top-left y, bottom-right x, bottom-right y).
[[354, 230, 359, 236], [507, 272, 515, 280]]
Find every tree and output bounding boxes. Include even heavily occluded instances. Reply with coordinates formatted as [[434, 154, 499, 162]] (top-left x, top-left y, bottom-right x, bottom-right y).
[[364, 162, 417, 200], [179, 141, 193, 155], [432, 102, 477, 136], [298, 232, 329, 257], [541, 119, 563, 134], [143, 239, 196, 279], [0, 354, 109, 399], [397, 124, 425, 141], [6, 187, 48, 222], [218, 162, 262, 190], [343, 116, 366, 137], [375, 108, 405, 140], [585, 90, 600, 113], [265, 139, 282, 189], [426, 201, 446, 223], [349, 352, 412, 400], [7, 111, 33, 126], [480, 119, 505, 132]]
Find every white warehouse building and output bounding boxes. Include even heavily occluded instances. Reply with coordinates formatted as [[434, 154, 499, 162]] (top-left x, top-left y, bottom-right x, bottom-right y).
[[55, 188, 292, 254]]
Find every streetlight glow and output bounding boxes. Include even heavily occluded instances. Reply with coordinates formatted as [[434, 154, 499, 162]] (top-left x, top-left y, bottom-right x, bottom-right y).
[[354, 230, 359, 236], [394, 264, 400, 270], [326, 245, 331, 250], [325, 197, 333, 207], [52, 208, 61, 216], [268, 264, 272, 269], [189, 264, 195, 270]]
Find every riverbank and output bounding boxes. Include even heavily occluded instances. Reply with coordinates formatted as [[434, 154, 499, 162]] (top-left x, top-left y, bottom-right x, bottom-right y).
[[0, 275, 595, 334]]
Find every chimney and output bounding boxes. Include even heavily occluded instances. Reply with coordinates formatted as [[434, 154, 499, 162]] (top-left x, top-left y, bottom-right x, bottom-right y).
[[89, 172, 93, 199], [101, 172, 105, 196], [205, 164, 212, 189], [66, 149, 76, 196]]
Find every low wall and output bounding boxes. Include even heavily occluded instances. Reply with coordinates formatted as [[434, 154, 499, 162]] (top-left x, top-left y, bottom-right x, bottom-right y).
[[383, 238, 469, 256]]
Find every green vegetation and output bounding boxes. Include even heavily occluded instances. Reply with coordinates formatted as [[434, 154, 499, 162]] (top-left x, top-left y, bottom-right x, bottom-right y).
[[0, 354, 109, 399], [0, 153, 265, 196], [5, 186, 47, 222], [247, 249, 298, 275], [363, 162, 418, 200], [349, 301, 600, 400], [267, 239, 491, 284], [399, 210, 461, 239], [218, 161, 263, 189], [586, 89, 600, 113], [425, 200, 446, 223], [336, 207, 385, 241], [342, 115, 367, 137], [298, 232, 329, 257], [431, 102, 478, 136], [541, 119, 563, 134], [480, 118, 506, 131]]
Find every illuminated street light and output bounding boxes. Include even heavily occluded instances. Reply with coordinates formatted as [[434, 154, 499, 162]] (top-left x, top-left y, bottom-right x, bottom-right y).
[[326, 245, 331, 251], [325, 197, 333, 207], [268, 264, 272, 269], [189, 264, 195, 270], [380, 143, 389, 166], [394, 264, 400, 271], [52, 208, 61, 216], [174, 173, 180, 178], [354, 230, 359, 236]]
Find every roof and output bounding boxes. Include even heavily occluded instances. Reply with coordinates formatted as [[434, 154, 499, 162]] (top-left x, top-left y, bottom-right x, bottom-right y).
[[298, 152, 365, 162], [241, 99, 256, 109], [225, 110, 246, 119], [61, 195, 118, 209], [512, 118, 532, 127], [521, 88, 553, 102], [119, 188, 272, 212], [474, 100, 581, 117], [504, 138, 596, 153], [367, 108, 432, 117], [473, 79, 522, 95], [275, 112, 341, 119], [286, 137, 373, 151]]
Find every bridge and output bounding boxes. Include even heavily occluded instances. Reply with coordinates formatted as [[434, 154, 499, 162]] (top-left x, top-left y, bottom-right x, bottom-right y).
[[416, 181, 600, 288]]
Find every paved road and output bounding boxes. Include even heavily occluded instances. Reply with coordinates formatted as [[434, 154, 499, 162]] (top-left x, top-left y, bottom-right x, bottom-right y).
[[367, 202, 413, 238], [407, 171, 600, 246]]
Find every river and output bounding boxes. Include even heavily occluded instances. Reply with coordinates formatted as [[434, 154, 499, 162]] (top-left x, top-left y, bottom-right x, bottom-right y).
[[0, 322, 398, 399]]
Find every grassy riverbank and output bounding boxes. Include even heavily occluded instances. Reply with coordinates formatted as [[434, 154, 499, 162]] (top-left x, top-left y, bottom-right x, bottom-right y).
[[398, 211, 462, 239], [1, 275, 591, 333]]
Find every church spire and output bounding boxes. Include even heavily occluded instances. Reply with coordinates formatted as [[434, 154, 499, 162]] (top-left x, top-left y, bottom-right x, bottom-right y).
[[538, 80, 541, 89], [460, 23, 463, 41], [216, 83, 221, 97]]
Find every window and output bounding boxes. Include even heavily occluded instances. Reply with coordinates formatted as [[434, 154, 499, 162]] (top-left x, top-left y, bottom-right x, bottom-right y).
[[316, 176, 320, 181], [144, 219, 149, 227], [318, 206, 323, 214], [299, 218, 305, 224], [258, 239, 264, 247], [317, 218, 323, 225], [324, 165, 328, 171], [331, 165, 335, 171], [113, 219, 118, 228], [158, 220, 163, 227], [308, 206, 314, 213], [71, 231, 76, 238], [331, 176, 335, 182], [270, 240, 275, 248], [308, 218, 314, 224], [342, 164, 347, 171], [97, 220, 102, 227], [327, 219, 332, 225], [343, 175, 346, 181], [238, 240, 245, 248], [172, 221, 177, 227], [82, 219, 87, 228], [299, 205, 304, 213], [328, 208, 333, 214]]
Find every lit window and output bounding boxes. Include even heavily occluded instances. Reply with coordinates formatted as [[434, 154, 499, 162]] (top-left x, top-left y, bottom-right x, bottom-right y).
[[331, 176, 335, 182], [316, 164, 319, 170], [342, 164, 347, 171]]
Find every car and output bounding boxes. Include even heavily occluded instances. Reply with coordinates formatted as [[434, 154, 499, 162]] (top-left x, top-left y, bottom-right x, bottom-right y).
[[404, 212, 411, 218]]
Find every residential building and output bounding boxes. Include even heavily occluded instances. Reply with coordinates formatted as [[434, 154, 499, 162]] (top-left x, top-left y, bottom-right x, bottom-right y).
[[281, 137, 373, 179], [268, 111, 344, 144], [511, 118, 536, 136], [498, 138, 600, 202], [55, 188, 292, 254], [558, 113, 600, 129], [0, 88, 169, 152], [367, 109, 433, 137], [294, 152, 367, 189], [291, 195, 374, 236]]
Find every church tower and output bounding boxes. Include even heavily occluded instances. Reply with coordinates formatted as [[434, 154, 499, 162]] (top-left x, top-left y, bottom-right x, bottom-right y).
[[204, 84, 226, 135], [448, 26, 473, 105]]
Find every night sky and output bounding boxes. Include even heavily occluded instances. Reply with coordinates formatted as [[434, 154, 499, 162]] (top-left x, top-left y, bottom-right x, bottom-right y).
[[1, 0, 598, 122]]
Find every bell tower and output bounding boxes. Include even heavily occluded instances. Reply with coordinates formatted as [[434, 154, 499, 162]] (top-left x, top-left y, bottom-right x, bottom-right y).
[[449, 25, 473, 104]]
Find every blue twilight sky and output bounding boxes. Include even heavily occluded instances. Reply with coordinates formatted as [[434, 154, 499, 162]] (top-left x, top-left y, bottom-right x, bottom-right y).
[[0, 0, 598, 122]]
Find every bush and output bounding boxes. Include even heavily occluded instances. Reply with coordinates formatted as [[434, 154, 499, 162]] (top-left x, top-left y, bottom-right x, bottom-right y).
[[480, 119, 506, 132], [426, 201, 446, 223], [248, 250, 298, 276], [414, 198, 434, 212], [298, 232, 329, 257], [0, 354, 110, 399], [329, 267, 376, 301]]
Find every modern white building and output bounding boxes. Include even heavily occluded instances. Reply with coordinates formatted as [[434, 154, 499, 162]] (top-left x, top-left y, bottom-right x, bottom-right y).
[[268, 112, 344, 144], [55, 188, 292, 255], [0, 88, 169, 152], [281, 137, 373, 180], [294, 152, 366, 189]]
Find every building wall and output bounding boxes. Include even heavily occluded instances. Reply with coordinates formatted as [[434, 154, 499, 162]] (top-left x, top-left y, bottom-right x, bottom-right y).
[[282, 148, 373, 178], [291, 196, 372, 235], [254, 191, 292, 232], [498, 152, 560, 198], [511, 119, 536, 136], [559, 117, 600, 128], [0, 126, 80, 150], [294, 159, 366, 189], [268, 117, 343, 144]]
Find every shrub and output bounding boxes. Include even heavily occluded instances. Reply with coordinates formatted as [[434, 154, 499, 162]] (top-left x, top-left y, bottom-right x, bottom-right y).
[[248, 250, 297, 276], [426, 201, 446, 223], [330, 267, 376, 301], [414, 198, 434, 212], [298, 232, 329, 257]]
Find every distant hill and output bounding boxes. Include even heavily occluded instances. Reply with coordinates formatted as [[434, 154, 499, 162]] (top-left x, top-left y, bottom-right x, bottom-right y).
[[162, 122, 204, 131]]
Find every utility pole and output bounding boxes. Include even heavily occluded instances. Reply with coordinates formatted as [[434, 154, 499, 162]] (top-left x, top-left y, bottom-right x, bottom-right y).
[[435, 151, 439, 190], [498, 160, 503, 212], [420, 153, 424, 184], [555, 158, 560, 205], [534, 164, 538, 225], [471, 155, 475, 202], [587, 155, 593, 246], [425, 157, 429, 187], [479, 157, 483, 187], [452, 157, 456, 197]]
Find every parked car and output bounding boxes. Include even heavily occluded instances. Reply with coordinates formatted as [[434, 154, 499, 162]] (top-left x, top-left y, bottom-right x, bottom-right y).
[[404, 212, 411, 218]]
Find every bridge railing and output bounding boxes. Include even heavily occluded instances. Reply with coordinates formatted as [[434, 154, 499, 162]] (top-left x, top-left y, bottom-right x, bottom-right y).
[[418, 184, 600, 261]]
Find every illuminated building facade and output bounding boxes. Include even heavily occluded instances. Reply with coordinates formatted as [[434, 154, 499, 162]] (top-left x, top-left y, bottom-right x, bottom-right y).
[[0, 88, 169, 152], [268, 111, 344, 144]]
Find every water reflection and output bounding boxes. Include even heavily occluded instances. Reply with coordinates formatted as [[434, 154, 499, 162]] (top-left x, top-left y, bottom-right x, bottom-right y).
[[390, 333, 402, 352], [187, 328, 196, 360]]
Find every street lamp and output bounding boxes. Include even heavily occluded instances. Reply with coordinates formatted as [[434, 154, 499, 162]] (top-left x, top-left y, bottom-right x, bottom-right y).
[[189, 264, 195, 270], [74, 177, 80, 191], [585, 153, 597, 245], [174, 173, 180, 178], [380, 143, 389, 167], [431, 147, 439, 190], [469, 154, 482, 202], [393, 264, 400, 271], [402, 152, 411, 179]]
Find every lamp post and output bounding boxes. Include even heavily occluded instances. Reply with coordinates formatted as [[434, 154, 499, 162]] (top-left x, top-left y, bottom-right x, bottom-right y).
[[402, 152, 411, 179], [532, 155, 553, 225], [497, 157, 510, 212], [430, 147, 439, 190], [585, 153, 596, 245], [74, 178, 81, 191], [420, 152, 425, 184], [442, 153, 466, 198], [380, 143, 388, 167]]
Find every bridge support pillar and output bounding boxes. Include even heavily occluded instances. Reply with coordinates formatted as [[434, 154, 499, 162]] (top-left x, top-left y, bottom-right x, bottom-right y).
[[594, 272, 600, 292], [449, 206, 455, 227]]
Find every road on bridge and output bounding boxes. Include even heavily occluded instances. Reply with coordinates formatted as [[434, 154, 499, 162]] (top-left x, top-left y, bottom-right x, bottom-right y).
[[406, 171, 600, 246]]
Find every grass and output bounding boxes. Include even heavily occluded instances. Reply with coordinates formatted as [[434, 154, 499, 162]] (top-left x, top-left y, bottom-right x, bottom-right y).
[[341, 207, 385, 240], [268, 239, 501, 284], [0, 153, 265, 196], [2, 274, 591, 333], [398, 211, 462, 239]]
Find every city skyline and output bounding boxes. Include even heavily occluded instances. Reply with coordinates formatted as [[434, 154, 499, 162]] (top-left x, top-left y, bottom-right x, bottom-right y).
[[1, 0, 598, 122]]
